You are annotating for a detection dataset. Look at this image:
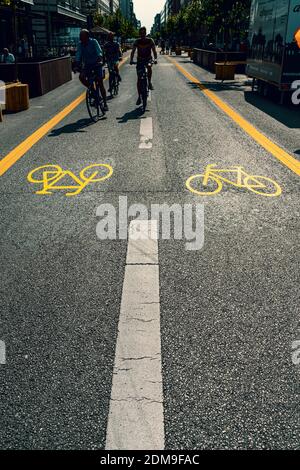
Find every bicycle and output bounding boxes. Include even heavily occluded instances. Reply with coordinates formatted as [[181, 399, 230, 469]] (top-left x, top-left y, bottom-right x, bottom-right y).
[[74, 64, 106, 122], [107, 63, 119, 98], [85, 67, 106, 122], [186, 164, 282, 197], [27, 163, 113, 197], [132, 59, 155, 112]]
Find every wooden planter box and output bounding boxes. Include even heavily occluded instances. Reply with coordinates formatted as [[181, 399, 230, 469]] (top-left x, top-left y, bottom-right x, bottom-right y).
[[215, 62, 236, 80], [0, 56, 72, 98], [193, 49, 247, 74], [6, 83, 29, 112]]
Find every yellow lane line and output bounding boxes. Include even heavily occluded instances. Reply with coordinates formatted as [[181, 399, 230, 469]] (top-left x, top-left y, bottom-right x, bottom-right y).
[[168, 57, 300, 177], [0, 93, 85, 176], [0, 57, 128, 177]]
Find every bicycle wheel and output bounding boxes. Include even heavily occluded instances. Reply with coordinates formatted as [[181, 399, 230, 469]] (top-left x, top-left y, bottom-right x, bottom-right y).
[[80, 164, 113, 183], [27, 164, 62, 183], [109, 73, 114, 97], [186, 174, 222, 196], [113, 80, 119, 96], [86, 83, 105, 122], [244, 175, 282, 197], [96, 86, 105, 117], [86, 85, 100, 122]]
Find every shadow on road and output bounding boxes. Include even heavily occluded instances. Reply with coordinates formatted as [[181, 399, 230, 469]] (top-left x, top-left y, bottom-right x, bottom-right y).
[[186, 79, 300, 129], [117, 107, 145, 123], [244, 91, 300, 129], [188, 80, 250, 93], [48, 118, 99, 136]]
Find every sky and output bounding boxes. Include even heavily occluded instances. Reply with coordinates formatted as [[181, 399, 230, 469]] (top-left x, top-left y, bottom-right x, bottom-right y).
[[133, 0, 165, 32]]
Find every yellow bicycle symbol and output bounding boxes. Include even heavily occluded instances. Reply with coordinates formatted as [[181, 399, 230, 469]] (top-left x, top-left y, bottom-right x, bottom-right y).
[[27, 163, 113, 196], [186, 164, 282, 197]]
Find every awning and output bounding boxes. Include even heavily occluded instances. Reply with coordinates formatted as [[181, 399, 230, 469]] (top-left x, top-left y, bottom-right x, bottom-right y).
[[90, 26, 114, 35]]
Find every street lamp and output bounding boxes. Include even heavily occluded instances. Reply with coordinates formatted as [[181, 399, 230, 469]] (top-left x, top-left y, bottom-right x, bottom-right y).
[[10, 0, 23, 81]]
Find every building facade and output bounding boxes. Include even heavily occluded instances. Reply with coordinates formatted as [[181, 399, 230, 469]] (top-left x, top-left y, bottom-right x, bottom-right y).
[[30, 0, 86, 55], [151, 13, 161, 36], [120, 0, 139, 28], [156, 0, 194, 27], [0, 0, 37, 55], [0, 0, 121, 57], [120, 0, 130, 19], [109, 0, 119, 13]]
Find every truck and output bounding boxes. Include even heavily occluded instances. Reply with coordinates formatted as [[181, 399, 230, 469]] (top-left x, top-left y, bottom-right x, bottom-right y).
[[246, 0, 300, 102]]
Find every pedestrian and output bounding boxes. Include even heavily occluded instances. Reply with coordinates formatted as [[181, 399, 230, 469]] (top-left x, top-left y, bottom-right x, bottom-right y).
[[18, 39, 26, 58], [0, 48, 15, 63], [166, 39, 170, 55], [170, 39, 176, 55]]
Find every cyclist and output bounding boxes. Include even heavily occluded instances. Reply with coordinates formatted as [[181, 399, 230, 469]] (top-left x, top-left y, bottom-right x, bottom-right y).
[[103, 32, 122, 94], [75, 29, 108, 111], [130, 27, 157, 106]]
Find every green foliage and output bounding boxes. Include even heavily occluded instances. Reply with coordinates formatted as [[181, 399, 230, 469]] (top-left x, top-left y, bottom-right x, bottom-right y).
[[93, 8, 138, 40], [162, 0, 251, 42], [201, 0, 251, 35], [0, 0, 24, 6]]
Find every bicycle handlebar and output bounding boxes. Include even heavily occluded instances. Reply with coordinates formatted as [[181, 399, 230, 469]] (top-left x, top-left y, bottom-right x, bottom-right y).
[[130, 60, 157, 65]]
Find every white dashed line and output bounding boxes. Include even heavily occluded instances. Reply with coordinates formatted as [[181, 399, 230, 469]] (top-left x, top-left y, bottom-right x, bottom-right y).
[[105, 220, 164, 450], [0, 340, 6, 365], [139, 117, 153, 149]]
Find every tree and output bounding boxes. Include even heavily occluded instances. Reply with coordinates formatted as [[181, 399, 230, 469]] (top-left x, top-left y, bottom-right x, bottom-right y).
[[93, 8, 138, 40], [162, 0, 251, 47], [93, 12, 105, 27], [202, 0, 251, 42]]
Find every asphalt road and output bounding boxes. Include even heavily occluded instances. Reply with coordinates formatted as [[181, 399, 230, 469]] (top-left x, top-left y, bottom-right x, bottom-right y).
[[0, 53, 299, 450]]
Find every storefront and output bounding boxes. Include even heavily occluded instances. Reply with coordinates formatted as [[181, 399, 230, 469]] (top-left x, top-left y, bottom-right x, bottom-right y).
[[0, 0, 38, 56], [30, 1, 87, 57]]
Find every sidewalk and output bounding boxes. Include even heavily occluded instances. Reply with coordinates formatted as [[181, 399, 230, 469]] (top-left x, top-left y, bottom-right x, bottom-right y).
[[172, 54, 300, 159]]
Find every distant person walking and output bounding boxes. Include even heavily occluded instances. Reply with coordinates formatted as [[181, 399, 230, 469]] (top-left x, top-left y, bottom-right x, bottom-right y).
[[165, 39, 170, 55]]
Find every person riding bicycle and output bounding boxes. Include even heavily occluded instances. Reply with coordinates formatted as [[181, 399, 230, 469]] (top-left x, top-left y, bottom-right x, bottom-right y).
[[75, 29, 108, 112], [130, 27, 157, 106], [103, 32, 122, 94]]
